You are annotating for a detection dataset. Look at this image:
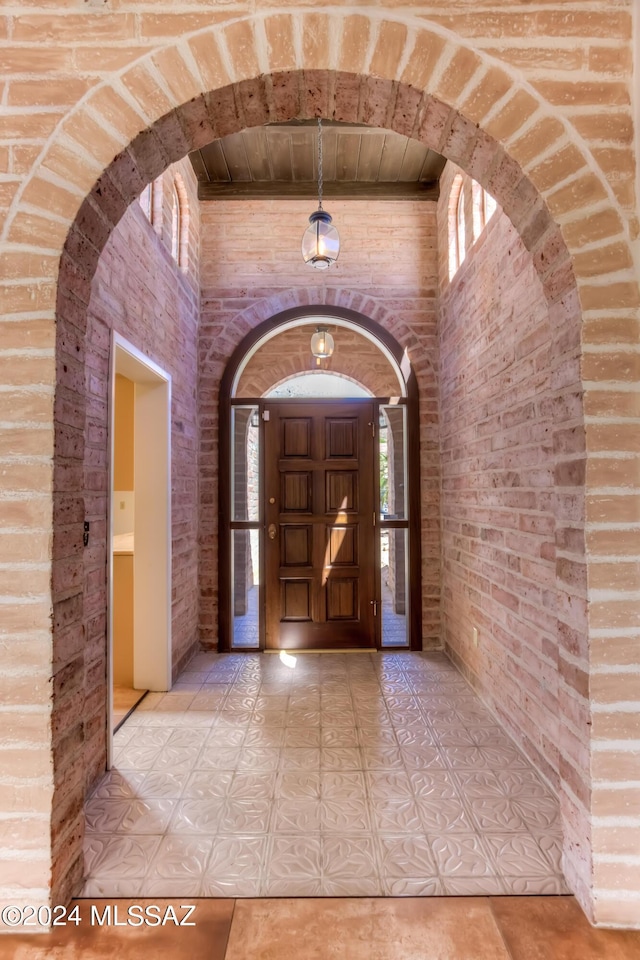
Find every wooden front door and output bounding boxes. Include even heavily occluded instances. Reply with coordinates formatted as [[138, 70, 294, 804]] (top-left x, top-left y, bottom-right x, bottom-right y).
[[264, 400, 377, 650]]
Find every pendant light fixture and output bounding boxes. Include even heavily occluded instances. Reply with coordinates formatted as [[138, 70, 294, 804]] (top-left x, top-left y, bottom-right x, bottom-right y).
[[310, 325, 335, 359], [301, 118, 340, 270]]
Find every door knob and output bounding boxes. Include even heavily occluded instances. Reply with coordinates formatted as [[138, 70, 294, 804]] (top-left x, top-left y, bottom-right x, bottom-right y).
[[268, 524, 277, 540]]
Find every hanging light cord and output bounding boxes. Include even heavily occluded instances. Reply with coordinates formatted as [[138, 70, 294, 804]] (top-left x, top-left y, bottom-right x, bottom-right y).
[[317, 116, 323, 211]]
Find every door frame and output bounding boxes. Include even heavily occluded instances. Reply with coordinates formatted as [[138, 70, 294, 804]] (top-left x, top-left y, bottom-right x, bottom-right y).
[[107, 332, 172, 766], [219, 306, 422, 652]]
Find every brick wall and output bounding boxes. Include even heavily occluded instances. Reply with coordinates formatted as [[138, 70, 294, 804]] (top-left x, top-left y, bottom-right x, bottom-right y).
[[199, 198, 441, 649], [47, 156, 201, 901], [439, 161, 559, 786]]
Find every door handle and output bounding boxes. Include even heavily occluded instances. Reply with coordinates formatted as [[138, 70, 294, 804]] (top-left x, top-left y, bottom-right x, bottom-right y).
[[268, 523, 277, 540]]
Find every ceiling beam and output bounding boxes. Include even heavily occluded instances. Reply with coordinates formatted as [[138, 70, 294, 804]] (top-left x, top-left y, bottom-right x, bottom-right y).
[[197, 181, 440, 201]]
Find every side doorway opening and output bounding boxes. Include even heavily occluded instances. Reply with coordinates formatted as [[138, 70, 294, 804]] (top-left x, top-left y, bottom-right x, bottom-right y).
[[219, 308, 420, 653], [108, 334, 172, 762]]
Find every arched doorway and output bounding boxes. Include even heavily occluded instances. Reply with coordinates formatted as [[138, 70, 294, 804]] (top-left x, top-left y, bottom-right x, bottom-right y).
[[218, 307, 422, 652], [4, 20, 629, 912]]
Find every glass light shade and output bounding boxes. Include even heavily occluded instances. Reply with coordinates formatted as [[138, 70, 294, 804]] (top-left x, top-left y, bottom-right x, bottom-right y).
[[301, 210, 340, 270], [310, 327, 334, 359]]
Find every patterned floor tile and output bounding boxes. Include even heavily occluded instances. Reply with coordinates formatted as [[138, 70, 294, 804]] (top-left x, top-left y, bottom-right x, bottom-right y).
[[86, 652, 566, 898]]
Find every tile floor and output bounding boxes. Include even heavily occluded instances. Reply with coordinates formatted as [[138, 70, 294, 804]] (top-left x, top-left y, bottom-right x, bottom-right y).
[[84, 652, 568, 898]]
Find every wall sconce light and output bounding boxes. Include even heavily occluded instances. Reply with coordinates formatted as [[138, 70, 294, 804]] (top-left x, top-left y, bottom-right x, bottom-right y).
[[301, 118, 340, 270]]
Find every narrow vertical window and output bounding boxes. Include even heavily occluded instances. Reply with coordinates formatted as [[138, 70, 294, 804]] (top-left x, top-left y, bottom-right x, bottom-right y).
[[456, 181, 466, 269], [472, 179, 484, 241], [139, 182, 153, 222], [483, 188, 497, 224], [171, 183, 180, 263], [448, 173, 466, 281], [170, 174, 190, 272]]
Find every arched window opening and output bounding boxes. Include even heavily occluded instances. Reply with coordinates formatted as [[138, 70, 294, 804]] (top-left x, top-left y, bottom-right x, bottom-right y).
[[448, 174, 466, 280], [472, 180, 484, 241], [170, 183, 180, 263], [139, 181, 153, 222], [456, 182, 466, 268], [483, 188, 497, 224], [170, 174, 190, 272], [267, 372, 372, 398]]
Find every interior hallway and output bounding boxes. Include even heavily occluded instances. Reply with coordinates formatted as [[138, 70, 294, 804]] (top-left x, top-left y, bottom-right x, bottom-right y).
[[84, 652, 566, 897]]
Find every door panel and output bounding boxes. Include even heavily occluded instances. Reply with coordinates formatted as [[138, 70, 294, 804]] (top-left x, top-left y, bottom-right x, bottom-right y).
[[265, 401, 377, 650]]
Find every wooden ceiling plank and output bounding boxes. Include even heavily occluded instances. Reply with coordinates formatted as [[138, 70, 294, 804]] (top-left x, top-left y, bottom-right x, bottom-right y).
[[266, 129, 293, 182], [419, 148, 448, 183], [243, 126, 271, 182], [378, 135, 409, 183], [357, 133, 384, 183], [220, 131, 252, 182], [197, 140, 231, 182], [335, 132, 361, 182], [320, 127, 337, 184], [189, 149, 211, 183], [290, 130, 315, 182], [398, 138, 429, 182]]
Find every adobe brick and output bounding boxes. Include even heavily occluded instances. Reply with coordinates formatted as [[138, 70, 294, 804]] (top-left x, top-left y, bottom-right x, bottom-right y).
[[188, 32, 231, 92], [0, 111, 63, 142], [460, 66, 513, 126], [588, 44, 632, 76], [8, 76, 94, 108], [435, 46, 483, 103], [91, 86, 147, 141], [510, 122, 567, 179], [13, 12, 135, 42], [546, 172, 609, 218], [535, 80, 629, 107], [401, 30, 446, 91], [594, 751, 640, 782], [62, 107, 126, 169], [572, 111, 633, 143], [370, 20, 408, 80], [224, 19, 260, 80], [582, 350, 640, 383], [73, 45, 152, 73], [592, 146, 635, 180], [151, 46, 204, 107], [587, 493, 640, 524], [562, 208, 625, 249], [41, 142, 101, 195], [536, 10, 631, 39], [121, 62, 176, 120], [587, 462, 638, 492], [264, 14, 296, 73], [0, 46, 72, 73], [139, 13, 228, 39], [609, 178, 635, 210]]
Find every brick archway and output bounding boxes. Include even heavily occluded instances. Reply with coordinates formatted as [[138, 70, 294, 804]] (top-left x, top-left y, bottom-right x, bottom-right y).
[[50, 68, 595, 913], [3, 14, 634, 922]]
